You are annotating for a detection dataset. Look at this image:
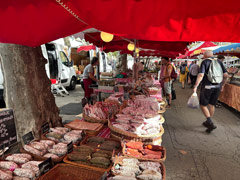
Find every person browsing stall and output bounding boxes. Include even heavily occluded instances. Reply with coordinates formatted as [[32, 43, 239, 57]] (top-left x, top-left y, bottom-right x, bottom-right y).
[[83, 57, 99, 100], [193, 51, 228, 133]]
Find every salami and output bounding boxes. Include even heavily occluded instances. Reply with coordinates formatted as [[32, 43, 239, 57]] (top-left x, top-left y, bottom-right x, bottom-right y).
[[0, 169, 13, 180], [6, 156, 29, 164], [0, 161, 18, 170], [13, 168, 35, 179]]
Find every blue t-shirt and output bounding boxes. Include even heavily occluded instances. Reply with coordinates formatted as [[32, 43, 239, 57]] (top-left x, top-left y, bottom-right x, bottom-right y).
[[199, 59, 227, 86]]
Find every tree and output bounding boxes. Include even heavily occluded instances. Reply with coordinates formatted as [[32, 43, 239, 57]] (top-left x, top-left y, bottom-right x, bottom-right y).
[[0, 44, 62, 141]]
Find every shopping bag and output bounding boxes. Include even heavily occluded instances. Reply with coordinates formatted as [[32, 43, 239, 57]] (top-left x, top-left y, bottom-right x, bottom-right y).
[[187, 93, 199, 109]]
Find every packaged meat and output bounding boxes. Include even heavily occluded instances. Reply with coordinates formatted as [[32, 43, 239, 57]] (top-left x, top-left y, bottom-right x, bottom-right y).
[[139, 162, 161, 172], [23, 161, 42, 167], [8, 154, 32, 161], [69, 130, 83, 136], [126, 142, 143, 150], [13, 176, 30, 180], [109, 175, 137, 180], [0, 161, 18, 170], [137, 169, 162, 180], [30, 142, 47, 151], [87, 136, 105, 144], [23, 145, 43, 156], [122, 158, 139, 167], [64, 132, 81, 143], [13, 168, 35, 179], [113, 124, 130, 131], [49, 128, 67, 135], [126, 149, 142, 158], [6, 155, 29, 164], [120, 166, 141, 174], [40, 140, 55, 147], [0, 168, 13, 180], [48, 143, 67, 156], [46, 132, 63, 140], [115, 118, 130, 124], [43, 153, 59, 160], [21, 161, 41, 176], [118, 170, 136, 177], [55, 127, 69, 132]]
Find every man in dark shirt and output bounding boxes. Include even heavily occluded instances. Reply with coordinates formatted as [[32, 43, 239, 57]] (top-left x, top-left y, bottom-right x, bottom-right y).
[[193, 51, 228, 133]]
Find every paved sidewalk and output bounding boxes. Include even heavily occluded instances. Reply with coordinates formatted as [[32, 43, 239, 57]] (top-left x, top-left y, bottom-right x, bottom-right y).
[[162, 83, 240, 180]]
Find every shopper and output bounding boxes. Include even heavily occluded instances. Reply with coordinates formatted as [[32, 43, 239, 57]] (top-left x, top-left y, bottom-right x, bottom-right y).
[[193, 51, 228, 133], [83, 57, 99, 101], [161, 57, 173, 108], [189, 61, 199, 88], [179, 61, 189, 88]]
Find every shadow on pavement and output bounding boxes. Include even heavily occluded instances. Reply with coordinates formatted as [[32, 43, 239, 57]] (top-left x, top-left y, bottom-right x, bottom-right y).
[[59, 102, 82, 115]]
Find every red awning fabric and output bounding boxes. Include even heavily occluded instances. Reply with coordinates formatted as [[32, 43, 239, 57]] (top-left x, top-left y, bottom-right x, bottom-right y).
[[84, 32, 189, 57], [1, 1, 240, 47], [0, 1, 90, 46], [77, 45, 96, 52]]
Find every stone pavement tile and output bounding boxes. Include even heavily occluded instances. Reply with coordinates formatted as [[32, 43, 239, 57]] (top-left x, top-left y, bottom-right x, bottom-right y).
[[163, 83, 240, 180]]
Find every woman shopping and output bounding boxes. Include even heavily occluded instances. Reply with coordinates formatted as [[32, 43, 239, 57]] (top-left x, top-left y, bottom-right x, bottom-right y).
[[82, 57, 99, 101]]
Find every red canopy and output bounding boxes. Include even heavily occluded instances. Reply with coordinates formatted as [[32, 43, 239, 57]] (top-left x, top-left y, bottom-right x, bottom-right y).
[[77, 45, 96, 52], [84, 32, 189, 57], [1, 1, 240, 46]]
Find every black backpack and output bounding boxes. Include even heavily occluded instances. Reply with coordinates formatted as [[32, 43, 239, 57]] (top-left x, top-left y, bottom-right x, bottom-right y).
[[180, 64, 186, 74]]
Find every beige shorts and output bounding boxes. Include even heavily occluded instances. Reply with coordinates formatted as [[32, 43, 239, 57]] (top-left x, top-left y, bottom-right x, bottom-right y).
[[164, 81, 172, 94]]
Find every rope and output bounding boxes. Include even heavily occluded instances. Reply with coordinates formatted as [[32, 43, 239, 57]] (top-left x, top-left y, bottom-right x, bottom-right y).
[[56, 0, 89, 25]]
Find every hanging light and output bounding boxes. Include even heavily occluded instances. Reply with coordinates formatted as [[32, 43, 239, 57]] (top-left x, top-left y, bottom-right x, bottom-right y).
[[127, 43, 135, 51], [136, 48, 140, 53], [100, 31, 114, 42]]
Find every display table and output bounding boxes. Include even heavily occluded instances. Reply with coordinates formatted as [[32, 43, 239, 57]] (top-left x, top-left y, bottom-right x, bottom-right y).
[[219, 83, 240, 111]]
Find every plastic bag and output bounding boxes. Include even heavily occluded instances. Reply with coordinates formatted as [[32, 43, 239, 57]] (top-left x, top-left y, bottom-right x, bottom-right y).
[[187, 93, 199, 109]]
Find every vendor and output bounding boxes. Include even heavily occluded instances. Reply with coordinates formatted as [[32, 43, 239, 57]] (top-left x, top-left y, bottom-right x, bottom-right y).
[[83, 57, 99, 100]]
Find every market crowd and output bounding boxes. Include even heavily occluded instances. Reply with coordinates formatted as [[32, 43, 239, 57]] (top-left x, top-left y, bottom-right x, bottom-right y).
[[159, 52, 228, 133]]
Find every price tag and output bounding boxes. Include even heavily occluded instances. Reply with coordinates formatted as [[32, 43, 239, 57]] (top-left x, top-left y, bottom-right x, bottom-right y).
[[22, 131, 34, 145], [41, 122, 50, 134], [38, 158, 53, 176], [67, 142, 73, 153], [0, 109, 17, 149]]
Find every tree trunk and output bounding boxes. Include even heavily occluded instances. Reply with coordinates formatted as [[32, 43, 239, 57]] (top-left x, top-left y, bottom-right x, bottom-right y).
[[0, 44, 62, 142]]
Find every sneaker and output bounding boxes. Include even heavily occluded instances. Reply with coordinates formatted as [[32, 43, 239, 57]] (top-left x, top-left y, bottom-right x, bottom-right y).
[[205, 123, 217, 133], [166, 105, 171, 109], [202, 121, 211, 128]]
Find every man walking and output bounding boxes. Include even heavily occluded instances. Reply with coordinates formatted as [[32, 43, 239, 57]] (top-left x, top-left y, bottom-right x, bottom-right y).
[[161, 57, 173, 108], [189, 61, 199, 88], [193, 51, 228, 133]]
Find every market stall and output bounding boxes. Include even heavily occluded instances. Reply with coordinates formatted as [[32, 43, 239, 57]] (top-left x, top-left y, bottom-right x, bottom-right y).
[[219, 83, 240, 111], [0, 72, 168, 180]]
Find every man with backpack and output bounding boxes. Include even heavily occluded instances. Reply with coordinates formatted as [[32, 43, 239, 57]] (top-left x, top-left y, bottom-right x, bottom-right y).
[[161, 57, 177, 108], [179, 61, 189, 88], [193, 51, 228, 133]]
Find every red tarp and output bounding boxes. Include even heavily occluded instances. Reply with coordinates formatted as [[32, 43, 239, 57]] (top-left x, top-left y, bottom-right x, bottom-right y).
[[77, 45, 96, 52], [1, 1, 240, 46], [84, 32, 189, 57]]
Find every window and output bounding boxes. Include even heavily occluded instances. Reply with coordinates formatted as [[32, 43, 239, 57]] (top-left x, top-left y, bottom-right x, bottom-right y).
[[59, 51, 69, 66]]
